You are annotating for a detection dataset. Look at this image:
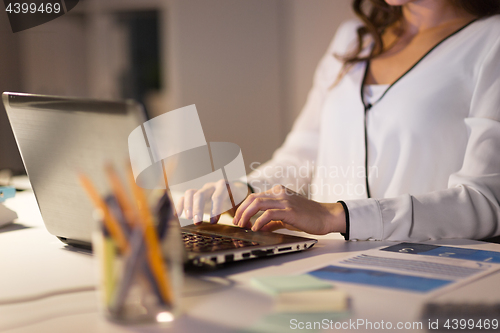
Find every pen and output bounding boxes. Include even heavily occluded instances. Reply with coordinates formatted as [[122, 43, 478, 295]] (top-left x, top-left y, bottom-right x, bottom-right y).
[[155, 193, 172, 241], [105, 164, 138, 227], [105, 194, 166, 306], [111, 227, 146, 313], [127, 167, 174, 305], [79, 171, 173, 306]]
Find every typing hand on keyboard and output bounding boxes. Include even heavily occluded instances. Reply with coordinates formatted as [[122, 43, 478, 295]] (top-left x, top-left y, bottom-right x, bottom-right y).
[[176, 180, 251, 225]]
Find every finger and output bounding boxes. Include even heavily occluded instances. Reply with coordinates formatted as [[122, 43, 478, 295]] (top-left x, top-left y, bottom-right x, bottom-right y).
[[233, 190, 273, 225], [252, 209, 288, 231], [233, 192, 265, 226], [183, 189, 196, 219], [238, 198, 284, 229], [192, 187, 215, 224], [210, 181, 227, 224]]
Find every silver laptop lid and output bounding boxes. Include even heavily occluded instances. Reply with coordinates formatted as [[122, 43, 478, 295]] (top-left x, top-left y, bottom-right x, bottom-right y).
[[2, 92, 146, 242]]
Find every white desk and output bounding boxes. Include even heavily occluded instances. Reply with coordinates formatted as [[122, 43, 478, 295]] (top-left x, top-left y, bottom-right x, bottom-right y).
[[1, 190, 500, 333]]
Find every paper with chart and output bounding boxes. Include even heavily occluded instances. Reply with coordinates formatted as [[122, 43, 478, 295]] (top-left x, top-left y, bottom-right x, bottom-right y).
[[308, 243, 500, 294]]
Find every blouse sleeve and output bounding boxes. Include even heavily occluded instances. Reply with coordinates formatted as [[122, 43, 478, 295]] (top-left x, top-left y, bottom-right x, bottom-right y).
[[246, 20, 359, 195], [345, 35, 500, 241]]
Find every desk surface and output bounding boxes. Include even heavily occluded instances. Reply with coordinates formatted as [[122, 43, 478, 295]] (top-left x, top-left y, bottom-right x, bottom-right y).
[[1, 190, 500, 333]]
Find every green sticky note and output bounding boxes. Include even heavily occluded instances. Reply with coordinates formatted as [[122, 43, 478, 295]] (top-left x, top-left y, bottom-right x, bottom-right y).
[[251, 274, 333, 295]]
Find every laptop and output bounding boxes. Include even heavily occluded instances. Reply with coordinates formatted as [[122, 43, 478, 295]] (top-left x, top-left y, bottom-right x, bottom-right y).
[[2, 92, 317, 267]]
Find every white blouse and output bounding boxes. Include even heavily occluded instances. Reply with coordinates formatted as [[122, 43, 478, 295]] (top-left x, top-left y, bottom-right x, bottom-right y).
[[363, 85, 390, 105], [246, 16, 500, 241]]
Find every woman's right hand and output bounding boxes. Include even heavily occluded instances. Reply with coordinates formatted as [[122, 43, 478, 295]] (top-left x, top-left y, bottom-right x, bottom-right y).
[[176, 180, 250, 225]]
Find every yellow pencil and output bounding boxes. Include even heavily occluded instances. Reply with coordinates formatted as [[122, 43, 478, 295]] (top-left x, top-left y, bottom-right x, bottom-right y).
[[103, 236, 117, 306], [127, 167, 174, 305]]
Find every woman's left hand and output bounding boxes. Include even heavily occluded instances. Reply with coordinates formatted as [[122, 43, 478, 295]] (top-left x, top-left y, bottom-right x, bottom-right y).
[[232, 185, 346, 235]]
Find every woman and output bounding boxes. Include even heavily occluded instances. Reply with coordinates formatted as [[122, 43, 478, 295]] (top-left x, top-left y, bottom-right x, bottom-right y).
[[178, 0, 500, 241]]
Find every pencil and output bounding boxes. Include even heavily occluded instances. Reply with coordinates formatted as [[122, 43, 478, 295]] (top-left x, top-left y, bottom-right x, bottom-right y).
[[105, 194, 167, 306], [105, 195, 131, 241], [103, 234, 117, 307], [79, 174, 129, 253], [127, 167, 174, 305]]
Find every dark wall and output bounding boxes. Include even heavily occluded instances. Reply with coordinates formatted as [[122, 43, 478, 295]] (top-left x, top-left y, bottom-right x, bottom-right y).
[[0, 12, 24, 173]]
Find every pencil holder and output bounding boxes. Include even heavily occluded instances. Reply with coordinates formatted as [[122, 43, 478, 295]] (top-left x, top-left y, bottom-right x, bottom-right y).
[[91, 192, 183, 325]]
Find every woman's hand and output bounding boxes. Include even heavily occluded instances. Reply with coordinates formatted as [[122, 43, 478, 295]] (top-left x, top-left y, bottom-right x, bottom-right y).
[[232, 185, 346, 235], [176, 180, 250, 224]]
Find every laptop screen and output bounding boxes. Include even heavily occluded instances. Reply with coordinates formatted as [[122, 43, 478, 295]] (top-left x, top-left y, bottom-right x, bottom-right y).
[[3, 92, 147, 243]]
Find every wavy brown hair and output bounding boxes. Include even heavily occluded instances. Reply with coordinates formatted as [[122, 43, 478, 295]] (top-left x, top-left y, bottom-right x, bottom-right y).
[[343, 0, 500, 65]]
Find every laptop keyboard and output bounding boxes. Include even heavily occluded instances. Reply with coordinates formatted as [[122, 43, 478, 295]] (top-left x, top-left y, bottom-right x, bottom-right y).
[[182, 232, 259, 253]]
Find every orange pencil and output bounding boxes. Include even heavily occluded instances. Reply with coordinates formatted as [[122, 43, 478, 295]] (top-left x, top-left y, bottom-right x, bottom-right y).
[[127, 167, 174, 305], [79, 174, 129, 253]]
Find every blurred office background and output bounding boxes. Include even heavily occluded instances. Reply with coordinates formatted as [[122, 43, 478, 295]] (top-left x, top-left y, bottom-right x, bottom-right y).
[[0, 0, 354, 175]]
